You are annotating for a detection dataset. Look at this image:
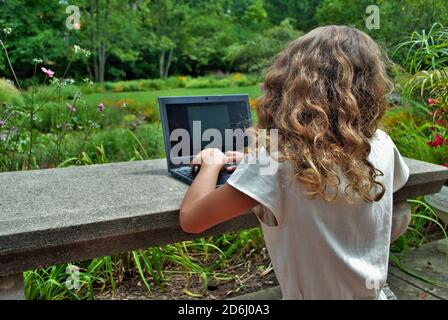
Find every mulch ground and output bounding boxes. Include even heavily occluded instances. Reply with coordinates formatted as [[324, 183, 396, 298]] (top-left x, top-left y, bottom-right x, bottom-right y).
[[95, 247, 279, 300]]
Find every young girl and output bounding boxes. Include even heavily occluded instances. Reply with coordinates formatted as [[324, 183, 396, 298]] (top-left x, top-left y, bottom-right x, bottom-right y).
[[179, 25, 410, 300]]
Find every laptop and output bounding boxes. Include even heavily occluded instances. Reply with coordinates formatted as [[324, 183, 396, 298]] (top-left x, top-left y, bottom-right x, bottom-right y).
[[158, 95, 252, 186]]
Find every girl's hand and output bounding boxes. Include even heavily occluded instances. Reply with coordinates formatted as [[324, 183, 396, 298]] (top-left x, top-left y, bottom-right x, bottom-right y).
[[191, 148, 226, 171], [223, 151, 244, 173], [191, 149, 244, 173]]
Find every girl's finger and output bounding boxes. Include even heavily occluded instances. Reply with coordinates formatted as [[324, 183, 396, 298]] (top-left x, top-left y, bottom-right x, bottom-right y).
[[225, 151, 244, 163], [226, 165, 237, 173], [190, 153, 202, 166]]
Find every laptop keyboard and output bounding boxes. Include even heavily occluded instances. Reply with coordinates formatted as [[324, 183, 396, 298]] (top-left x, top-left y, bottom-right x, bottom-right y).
[[173, 166, 234, 185], [175, 166, 196, 180]]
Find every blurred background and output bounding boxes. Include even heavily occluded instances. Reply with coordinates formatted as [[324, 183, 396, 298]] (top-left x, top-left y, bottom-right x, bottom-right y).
[[1, 0, 447, 81]]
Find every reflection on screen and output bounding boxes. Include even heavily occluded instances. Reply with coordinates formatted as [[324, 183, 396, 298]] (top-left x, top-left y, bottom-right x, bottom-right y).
[[187, 104, 230, 150]]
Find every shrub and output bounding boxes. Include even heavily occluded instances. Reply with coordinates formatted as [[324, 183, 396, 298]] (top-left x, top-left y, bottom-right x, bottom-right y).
[[82, 74, 262, 94], [112, 82, 125, 93], [392, 23, 448, 167], [143, 107, 159, 122], [383, 107, 447, 166]]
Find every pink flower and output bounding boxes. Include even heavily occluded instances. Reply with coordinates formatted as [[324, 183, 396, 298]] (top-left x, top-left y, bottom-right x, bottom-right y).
[[41, 67, 54, 78], [0, 119, 4, 129], [66, 103, 76, 113], [97, 102, 105, 112], [427, 134, 444, 147], [428, 98, 436, 105]]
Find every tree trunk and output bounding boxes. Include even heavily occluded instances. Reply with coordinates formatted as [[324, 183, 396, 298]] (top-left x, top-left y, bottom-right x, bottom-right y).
[[164, 47, 173, 79], [89, 0, 99, 81], [95, 0, 101, 82], [159, 47, 173, 79], [98, 43, 105, 82], [90, 0, 109, 82], [159, 51, 165, 79]]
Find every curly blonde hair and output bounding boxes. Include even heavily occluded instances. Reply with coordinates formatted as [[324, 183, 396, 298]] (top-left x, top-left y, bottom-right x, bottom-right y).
[[256, 26, 393, 202]]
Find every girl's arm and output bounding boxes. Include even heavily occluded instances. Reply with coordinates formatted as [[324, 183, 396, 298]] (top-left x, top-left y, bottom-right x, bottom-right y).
[[179, 149, 259, 234]]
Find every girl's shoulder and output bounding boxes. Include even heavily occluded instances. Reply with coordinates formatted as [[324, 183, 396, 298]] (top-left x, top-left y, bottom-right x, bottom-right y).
[[371, 128, 392, 142], [370, 129, 397, 153]]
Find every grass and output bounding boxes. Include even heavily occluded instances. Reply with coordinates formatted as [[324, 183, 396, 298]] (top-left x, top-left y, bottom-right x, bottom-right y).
[[83, 85, 262, 108]]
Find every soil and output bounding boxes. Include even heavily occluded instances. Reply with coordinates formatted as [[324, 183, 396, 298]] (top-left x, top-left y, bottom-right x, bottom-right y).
[[95, 247, 279, 300]]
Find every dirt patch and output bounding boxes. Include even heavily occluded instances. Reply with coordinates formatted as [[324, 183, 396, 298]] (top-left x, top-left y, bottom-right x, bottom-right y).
[[95, 248, 278, 300]]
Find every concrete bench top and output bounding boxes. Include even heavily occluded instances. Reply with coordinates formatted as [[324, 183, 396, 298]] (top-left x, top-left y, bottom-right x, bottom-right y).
[[0, 157, 447, 276]]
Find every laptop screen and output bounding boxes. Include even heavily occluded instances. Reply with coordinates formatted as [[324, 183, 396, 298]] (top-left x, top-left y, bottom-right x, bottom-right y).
[[166, 101, 251, 155]]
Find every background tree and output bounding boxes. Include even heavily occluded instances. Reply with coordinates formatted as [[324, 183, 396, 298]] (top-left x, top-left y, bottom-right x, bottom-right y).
[[1, 0, 447, 82], [0, 0, 68, 81], [78, 0, 142, 82], [264, 0, 323, 31], [315, 0, 448, 54], [226, 18, 301, 73], [141, 0, 189, 79]]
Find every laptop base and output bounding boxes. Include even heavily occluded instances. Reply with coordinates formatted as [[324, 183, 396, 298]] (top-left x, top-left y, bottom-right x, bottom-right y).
[[170, 166, 233, 187]]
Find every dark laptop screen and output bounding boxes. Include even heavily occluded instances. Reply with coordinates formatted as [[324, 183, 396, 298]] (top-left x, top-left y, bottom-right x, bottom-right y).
[[166, 101, 250, 154]]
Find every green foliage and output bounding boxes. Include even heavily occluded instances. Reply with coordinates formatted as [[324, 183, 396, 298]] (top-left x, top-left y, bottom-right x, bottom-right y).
[[0, 0, 304, 81], [388, 24, 448, 167], [226, 19, 302, 72], [0, 78, 23, 105], [2, 0, 448, 81], [0, 0, 68, 77], [395, 23, 448, 74], [83, 74, 262, 94], [315, 0, 448, 64], [264, 0, 323, 31], [382, 107, 447, 165]]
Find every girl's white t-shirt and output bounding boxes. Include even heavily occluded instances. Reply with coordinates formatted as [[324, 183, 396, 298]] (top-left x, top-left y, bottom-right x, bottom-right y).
[[227, 129, 410, 300]]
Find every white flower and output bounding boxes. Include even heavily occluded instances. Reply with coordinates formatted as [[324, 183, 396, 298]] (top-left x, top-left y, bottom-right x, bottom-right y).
[[84, 49, 91, 58], [32, 58, 43, 64], [73, 45, 91, 58], [3, 27, 12, 35], [82, 78, 94, 85], [63, 78, 76, 85]]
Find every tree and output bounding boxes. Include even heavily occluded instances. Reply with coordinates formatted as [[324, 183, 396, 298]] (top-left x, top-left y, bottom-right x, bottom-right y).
[[76, 0, 141, 82], [315, 0, 448, 60], [264, 0, 323, 31], [139, 0, 189, 79], [179, 2, 240, 74], [0, 0, 68, 80], [226, 19, 302, 73]]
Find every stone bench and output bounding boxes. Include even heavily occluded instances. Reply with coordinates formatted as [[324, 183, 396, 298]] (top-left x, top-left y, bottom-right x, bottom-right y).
[[1, 158, 447, 299]]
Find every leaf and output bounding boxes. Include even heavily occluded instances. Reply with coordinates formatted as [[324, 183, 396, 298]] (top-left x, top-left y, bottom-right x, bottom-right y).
[[182, 288, 203, 298]]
